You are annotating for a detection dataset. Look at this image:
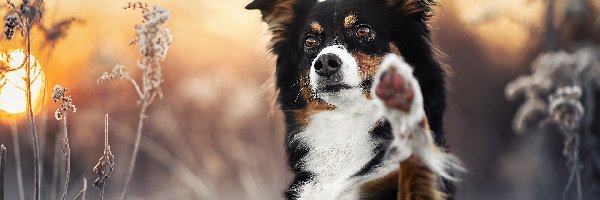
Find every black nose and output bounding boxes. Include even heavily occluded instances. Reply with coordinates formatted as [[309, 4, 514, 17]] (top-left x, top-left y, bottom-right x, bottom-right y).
[[314, 53, 342, 78]]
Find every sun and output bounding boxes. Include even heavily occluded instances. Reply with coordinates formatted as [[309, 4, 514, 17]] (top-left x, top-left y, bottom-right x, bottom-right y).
[[0, 50, 45, 115]]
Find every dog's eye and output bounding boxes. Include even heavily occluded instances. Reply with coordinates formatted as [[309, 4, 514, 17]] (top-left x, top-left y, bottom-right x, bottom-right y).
[[357, 26, 371, 37], [304, 36, 318, 48]]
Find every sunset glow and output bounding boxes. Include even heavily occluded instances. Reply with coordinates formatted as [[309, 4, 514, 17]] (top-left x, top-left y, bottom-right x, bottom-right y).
[[0, 50, 45, 115]]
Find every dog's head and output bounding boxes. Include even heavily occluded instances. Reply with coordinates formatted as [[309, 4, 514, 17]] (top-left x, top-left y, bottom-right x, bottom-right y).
[[247, 0, 440, 121]]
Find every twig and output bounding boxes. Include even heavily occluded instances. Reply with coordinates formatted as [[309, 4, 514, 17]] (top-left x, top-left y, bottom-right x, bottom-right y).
[[72, 178, 87, 200], [93, 114, 115, 200], [110, 120, 217, 200], [52, 85, 76, 200], [108, 5, 172, 200], [9, 119, 25, 200], [50, 134, 62, 200], [0, 145, 6, 200], [60, 113, 71, 200], [562, 128, 582, 200], [26, 17, 42, 200], [11, 0, 47, 198], [128, 79, 143, 100], [121, 102, 149, 200]]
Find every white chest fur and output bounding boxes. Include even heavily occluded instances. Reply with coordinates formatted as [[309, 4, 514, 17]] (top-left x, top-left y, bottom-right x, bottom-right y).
[[292, 103, 396, 200]]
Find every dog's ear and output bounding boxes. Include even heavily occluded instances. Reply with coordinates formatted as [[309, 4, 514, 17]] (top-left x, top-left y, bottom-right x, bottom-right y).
[[246, 0, 300, 47], [384, 0, 436, 21]]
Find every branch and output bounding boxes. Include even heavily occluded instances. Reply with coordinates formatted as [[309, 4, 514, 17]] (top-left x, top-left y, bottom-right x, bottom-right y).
[[72, 178, 87, 200], [0, 145, 6, 200], [10, 119, 25, 200]]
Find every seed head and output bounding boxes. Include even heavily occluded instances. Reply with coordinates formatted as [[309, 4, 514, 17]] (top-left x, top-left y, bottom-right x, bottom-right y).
[[52, 85, 76, 120], [97, 64, 130, 84], [3, 14, 19, 40]]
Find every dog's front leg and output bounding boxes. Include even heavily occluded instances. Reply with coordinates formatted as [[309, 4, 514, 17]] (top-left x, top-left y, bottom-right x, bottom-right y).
[[372, 54, 461, 200]]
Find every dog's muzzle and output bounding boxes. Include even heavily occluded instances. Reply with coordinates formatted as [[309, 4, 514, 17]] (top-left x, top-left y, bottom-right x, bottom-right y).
[[314, 53, 342, 78], [310, 45, 360, 94]]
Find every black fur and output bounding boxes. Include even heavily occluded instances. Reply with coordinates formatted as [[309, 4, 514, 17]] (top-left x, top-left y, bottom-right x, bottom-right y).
[[354, 120, 393, 177], [247, 0, 452, 199]]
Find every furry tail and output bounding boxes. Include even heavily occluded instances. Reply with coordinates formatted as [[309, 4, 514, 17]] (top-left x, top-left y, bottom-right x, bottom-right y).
[[398, 155, 445, 200], [415, 118, 464, 182]]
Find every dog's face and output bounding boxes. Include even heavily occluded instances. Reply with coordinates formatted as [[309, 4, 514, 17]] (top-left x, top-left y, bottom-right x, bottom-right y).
[[248, 1, 450, 198], [299, 1, 403, 106], [247, 0, 438, 123]]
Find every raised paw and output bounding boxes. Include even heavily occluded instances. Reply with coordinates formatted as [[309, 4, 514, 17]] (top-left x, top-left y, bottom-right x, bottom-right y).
[[375, 67, 415, 112], [372, 54, 425, 133], [372, 54, 422, 115]]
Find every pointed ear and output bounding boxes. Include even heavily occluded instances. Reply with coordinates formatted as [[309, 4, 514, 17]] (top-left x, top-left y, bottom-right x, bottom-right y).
[[246, 0, 300, 47], [385, 0, 436, 21]]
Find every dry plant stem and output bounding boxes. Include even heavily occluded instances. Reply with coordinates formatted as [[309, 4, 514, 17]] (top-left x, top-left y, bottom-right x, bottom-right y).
[[128, 79, 143, 99], [11, 0, 47, 197], [0, 145, 6, 200], [115, 6, 171, 198], [25, 1, 45, 198], [99, 114, 109, 200], [61, 113, 71, 200], [110, 120, 217, 200], [562, 128, 582, 200], [9, 119, 25, 200], [26, 26, 42, 200], [73, 178, 87, 200], [121, 101, 150, 200], [51, 134, 62, 200]]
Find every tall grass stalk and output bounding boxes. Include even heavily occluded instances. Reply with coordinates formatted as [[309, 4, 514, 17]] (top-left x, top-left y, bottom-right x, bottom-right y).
[[73, 178, 87, 200], [0, 145, 6, 200], [59, 113, 70, 200], [51, 85, 76, 200], [50, 134, 62, 200], [5, 0, 45, 198], [93, 114, 115, 200], [9, 119, 24, 200], [97, 4, 172, 199]]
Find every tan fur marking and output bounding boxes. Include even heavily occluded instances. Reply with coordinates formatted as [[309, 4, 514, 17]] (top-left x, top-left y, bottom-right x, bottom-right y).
[[360, 117, 446, 199], [354, 44, 401, 99], [360, 171, 400, 198], [398, 155, 445, 200], [311, 21, 323, 34], [354, 52, 384, 81], [353, 52, 384, 99], [344, 15, 358, 28], [389, 42, 401, 54], [294, 71, 335, 127]]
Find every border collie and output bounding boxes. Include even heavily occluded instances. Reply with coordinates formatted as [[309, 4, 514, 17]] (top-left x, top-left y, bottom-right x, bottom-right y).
[[246, 0, 463, 199]]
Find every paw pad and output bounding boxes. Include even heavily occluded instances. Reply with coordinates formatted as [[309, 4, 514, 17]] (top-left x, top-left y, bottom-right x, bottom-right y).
[[375, 67, 415, 112]]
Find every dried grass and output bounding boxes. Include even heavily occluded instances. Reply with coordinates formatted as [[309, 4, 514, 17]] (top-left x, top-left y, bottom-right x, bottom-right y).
[[506, 47, 600, 199], [9, 119, 24, 200], [3, 1, 45, 198], [93, 114, 115, 200], [51, 85, 76, 200], [97, 3, 172, 199], [0, 144, 6, 200]]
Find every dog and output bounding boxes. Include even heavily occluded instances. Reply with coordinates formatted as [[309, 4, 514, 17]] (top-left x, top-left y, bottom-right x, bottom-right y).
[[246, 0, 463, 199]]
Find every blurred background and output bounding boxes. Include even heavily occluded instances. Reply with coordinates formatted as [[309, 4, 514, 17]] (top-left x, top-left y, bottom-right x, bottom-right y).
[[0, 0, 598, 199]]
